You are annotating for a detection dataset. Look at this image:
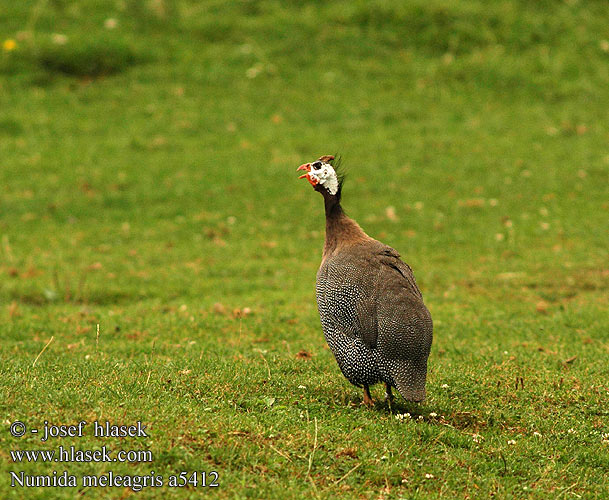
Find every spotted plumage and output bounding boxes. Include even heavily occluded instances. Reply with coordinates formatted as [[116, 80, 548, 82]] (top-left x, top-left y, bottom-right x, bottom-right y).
[[298, 155, 433, 404]]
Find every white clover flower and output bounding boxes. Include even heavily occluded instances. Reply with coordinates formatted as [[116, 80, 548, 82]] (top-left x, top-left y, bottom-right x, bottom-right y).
[[424, 473, 434, 479], [441, 384, 449, 389], [507, 439, 516, 445], [429, 412, 437, 418]]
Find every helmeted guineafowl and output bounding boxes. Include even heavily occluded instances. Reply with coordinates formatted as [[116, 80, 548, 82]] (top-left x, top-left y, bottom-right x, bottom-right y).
[[297, 155, 433, 405]]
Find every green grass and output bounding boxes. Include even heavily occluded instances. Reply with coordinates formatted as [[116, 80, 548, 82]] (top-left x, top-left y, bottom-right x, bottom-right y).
[[1, 0, 609, 498]]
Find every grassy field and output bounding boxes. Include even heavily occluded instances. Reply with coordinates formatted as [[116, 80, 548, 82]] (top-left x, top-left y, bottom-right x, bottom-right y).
[[1, 0, 609, 498]]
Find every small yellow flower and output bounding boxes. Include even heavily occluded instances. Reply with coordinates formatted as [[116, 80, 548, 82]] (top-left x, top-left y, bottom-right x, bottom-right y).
[[3, 39, 17, 51]]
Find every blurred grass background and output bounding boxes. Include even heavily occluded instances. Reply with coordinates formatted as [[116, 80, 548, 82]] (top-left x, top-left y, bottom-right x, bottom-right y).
[[1, 1, 608, 498]]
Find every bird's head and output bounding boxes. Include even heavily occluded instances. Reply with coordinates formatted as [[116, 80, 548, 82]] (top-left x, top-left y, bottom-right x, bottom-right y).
[[297, 155, 342, 197]]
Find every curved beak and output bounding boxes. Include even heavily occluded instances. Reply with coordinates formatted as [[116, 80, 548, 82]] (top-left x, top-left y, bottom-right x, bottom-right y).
[[297, 163, 311, 179]]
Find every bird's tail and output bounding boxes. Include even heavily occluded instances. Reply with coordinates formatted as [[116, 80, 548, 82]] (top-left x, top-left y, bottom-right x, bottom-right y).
[[392, 360, 428, 402]]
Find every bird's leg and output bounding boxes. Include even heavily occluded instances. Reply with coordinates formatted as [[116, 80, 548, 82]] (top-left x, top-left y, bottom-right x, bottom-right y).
[[362, 385, 374, 407], [385, 382, 394, 412], [384, 383, 393, 402]]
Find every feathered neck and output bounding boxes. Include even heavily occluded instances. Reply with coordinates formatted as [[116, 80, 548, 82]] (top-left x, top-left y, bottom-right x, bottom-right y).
[[322, 196, 369, 260]]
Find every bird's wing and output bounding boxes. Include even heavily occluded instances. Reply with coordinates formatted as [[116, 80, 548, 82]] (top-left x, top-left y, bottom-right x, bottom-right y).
[[354, 244, 430, 352], [376, 246, 423, 299], [319, 243, 426, 352]]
